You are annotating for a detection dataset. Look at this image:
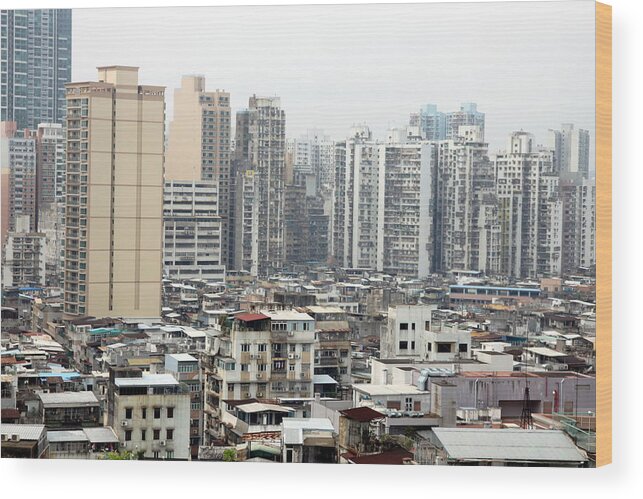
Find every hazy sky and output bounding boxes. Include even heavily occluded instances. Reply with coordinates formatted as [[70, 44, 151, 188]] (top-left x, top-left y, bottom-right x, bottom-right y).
[[72, 1, 595, 162]]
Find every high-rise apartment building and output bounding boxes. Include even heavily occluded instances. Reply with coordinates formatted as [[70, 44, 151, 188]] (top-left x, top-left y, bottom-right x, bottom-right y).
[[560, 175, 596, 274], [410, 103, 484, 141], [382, 142, 434, 278], [6, 130, 38, 233], [445, 102, 485, 141], [495, 132, 562, 278], [63, 66, 165, 319], [35, 123, 66, 285], [332, 126, 383, 271], [233, 96, 286, 276], [431, 126, 500, 275], [163, 180, 225, 283], [165, 76, 232, 267], [2, 214, 46, 287], [1, 9, 72, 130], [411, 104, 446, 141], [549, 123, 590, 177]]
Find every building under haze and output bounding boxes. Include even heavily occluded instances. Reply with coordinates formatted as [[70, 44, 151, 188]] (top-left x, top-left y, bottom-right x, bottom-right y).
[[233, 96, 286, 276], [165, 75, 232, 268], [549, 123, 591, 178], [63, 66, 165, 319], [495, 131, 562, 278], [1, 9, 72, 131]]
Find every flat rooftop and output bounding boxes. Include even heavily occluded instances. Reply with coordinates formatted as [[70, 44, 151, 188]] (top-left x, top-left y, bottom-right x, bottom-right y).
[[114, 374, 178, 387]]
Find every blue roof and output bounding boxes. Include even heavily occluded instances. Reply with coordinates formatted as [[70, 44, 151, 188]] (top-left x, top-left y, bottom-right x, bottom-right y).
[[36, 372, 81, 381]]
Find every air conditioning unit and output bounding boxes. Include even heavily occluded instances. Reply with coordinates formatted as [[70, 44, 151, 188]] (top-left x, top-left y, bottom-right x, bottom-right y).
[[120, 421, 129, 427], [256, 373, 263, 379], [10, 434, 20, 442], [295, 354, 300, 360], [244, 392, 251, 398], [159, 440, 167, 446], [288, 354, 295, 360], [257, 392, 264, 397], [1, 434, 8, 441], [300, 373, 306, 379]]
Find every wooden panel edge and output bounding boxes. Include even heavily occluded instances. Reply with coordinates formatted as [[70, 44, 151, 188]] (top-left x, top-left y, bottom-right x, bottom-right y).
[[595, 0, 612, 468]]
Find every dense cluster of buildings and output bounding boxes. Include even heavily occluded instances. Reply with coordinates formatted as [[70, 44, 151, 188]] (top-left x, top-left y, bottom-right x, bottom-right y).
[[1, 8, 596, 467]]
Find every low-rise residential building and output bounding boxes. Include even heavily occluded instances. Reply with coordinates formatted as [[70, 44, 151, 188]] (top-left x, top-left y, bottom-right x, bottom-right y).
[[107, 370, 191, 460], [281, 417, 337, 463], [0, 424, 48, 458], [37, 391, 101, 429]]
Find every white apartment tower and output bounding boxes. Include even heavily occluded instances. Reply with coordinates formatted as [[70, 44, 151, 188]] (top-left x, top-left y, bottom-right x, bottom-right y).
[[495, 131, 562, 278], [233, 96, 286, 276], [432, 125, 500, 275], [64, 66, 165, 319], [549, 123, 590, 178], [163, 180, 225, 283]]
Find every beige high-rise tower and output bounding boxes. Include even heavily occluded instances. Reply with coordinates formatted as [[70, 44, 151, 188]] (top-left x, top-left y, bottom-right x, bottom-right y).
[[165, 75, 231, 266], [64, 66, 165, 319]]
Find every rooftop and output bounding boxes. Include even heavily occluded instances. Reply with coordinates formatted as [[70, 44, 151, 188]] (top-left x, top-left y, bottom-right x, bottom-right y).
[[352, 384, 428, 396], [340, 406, 386, 422], [114, 374, 179, 387], [0, 424, 45, 440], [38, 391, 99, 407], [428, 428, 587, 463]]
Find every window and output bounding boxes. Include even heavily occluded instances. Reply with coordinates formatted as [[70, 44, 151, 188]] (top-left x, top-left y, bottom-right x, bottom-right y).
[[166, 451, 174, 459], [258, 343, 267, 352], [141, 429, 147, 441], [191, 402, 201, 410], [167, 407, 174, 418], [437, 343, 451, 353], [241, 343, 250, 352], [153, 429, 160, 440], [412, 323, 416, 330], [405, 397, 413, 411], [459, 344, 468, 353], [399, 341, 408, 350], [425, 321, 431, 330], [125, 407, 132, 419], [410, 341, 415, 350], [240, 363, 249, 372], [302, 344, 310, 352], [154, 408, 161, 419], [153, 451, 160, 459], [427, 343, 432, 351], [125, 430, 132, 442], [289, 364, 295, 371], [258, 363, 267, 372], [166, 429, 174, 440], [141, 407, 147, 419], [400, 323, 409, 330], [228, 383, 234, 392]]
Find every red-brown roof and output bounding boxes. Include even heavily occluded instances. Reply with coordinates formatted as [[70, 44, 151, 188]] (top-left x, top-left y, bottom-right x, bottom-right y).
[[340, 406, 386, 422], [348, 448, 413, 465], [235, 313, 270, 323]]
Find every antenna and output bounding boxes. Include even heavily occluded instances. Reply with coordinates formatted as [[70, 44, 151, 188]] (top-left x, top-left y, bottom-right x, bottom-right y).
[[520, 379, 534, 429]]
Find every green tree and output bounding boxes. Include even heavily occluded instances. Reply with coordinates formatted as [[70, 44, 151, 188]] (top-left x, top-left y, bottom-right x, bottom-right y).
[[222, 448, 237, 462]]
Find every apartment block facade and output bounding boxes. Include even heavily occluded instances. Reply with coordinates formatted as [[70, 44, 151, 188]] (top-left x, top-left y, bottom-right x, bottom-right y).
[[165, 75, 232, 268], [63, 66, 165, 319], [495, 131, 563, 278], [233, 96, 286, 276], [0, 9, 72, 130], [163, 180, 225, 283]]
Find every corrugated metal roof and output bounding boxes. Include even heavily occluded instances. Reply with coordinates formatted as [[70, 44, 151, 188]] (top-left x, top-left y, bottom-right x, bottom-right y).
[[313, 374, 338, 385], [47, 430, 88, 443], [82, 427, 119, 443], [431, 428, 587, 462], [1, 424, 45, 440], [38, 391, 99, 407]]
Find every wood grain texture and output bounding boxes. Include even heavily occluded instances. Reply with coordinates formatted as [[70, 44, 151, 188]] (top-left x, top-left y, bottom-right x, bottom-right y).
[[596, 1, 612, 468]]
